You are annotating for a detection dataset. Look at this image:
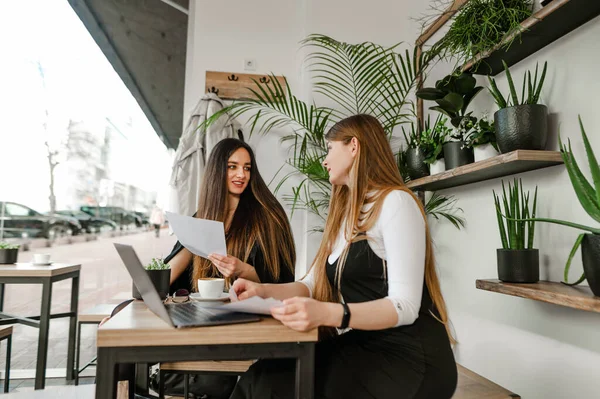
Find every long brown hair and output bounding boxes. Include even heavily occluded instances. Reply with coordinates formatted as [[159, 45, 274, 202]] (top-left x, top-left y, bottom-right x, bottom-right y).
[[192, 138, 295, 289], [311, 114, 454, 342]]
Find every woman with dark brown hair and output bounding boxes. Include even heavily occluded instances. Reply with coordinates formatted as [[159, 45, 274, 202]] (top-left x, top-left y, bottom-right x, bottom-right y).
[[230, 115, 457, 399], [166, 137, 296, 292]]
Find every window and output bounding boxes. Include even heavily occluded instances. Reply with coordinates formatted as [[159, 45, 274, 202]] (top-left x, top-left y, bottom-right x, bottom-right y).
[[5, 203, 33, 217]]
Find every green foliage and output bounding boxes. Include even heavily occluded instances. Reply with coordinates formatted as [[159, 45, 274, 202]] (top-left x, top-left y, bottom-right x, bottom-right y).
[[493, 179, 537, 250], [507, 117, 600, 284], [402, 114, 450, 164], [145, 258, 170, 271], [488, 61, 548, 109], [465, 117, 498, 150], [425, 192, 466, 230], [0, 242, 20, 250], [433, 0, 533, 65]]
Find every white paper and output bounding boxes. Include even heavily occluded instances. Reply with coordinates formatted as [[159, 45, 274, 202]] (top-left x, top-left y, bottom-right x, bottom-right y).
[[165, 212, 227, 259], [203, 296, 283, 316]]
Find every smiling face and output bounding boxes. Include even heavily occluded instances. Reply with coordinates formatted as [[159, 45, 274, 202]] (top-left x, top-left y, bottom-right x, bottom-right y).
[[323, 138, 357, 186], [227, 148, 252, 196]]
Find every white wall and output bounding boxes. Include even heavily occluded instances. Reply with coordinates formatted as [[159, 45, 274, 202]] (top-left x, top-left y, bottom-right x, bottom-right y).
[[184, 2, 600, 397]]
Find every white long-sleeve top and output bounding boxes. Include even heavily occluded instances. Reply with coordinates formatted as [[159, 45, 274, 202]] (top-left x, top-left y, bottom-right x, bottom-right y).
[[300, 190, 426, 327]]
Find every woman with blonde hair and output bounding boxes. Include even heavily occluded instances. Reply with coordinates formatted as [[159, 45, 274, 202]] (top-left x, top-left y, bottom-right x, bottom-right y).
[[231, 114, 457, 399]]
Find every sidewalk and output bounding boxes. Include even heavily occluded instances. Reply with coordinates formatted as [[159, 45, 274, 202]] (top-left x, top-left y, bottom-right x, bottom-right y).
[[0, 229, 177, 391]]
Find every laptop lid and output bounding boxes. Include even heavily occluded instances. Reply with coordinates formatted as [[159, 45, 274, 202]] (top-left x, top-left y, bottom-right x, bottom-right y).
[[113, 243, 174, 327]]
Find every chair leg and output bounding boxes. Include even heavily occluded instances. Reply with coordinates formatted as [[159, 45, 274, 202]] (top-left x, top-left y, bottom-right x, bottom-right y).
[[4, 335, 11, 393], [75, 322, 82, 385], [184, 373, 189, 399], [158, 370, 165, 399]]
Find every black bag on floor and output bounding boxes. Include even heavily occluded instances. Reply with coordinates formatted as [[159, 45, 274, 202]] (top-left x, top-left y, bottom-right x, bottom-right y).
[[149, 370, 237, 399]]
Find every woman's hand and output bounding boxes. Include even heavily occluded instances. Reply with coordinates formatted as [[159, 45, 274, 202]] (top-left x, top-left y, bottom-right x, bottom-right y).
[[232, 278, 265, 300], [208, 254, 250, 278], [270, 297, 342, 332]]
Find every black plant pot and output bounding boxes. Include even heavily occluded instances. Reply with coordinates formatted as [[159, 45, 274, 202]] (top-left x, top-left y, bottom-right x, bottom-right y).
[[0, 249, 18, 264], [497, 249, 539, 283], [443, 141, 474, 170], [132, 269, 171, 300], [581, 234, 600, 296], [494, 104, 548, 153], [405, 148, 429, 180]]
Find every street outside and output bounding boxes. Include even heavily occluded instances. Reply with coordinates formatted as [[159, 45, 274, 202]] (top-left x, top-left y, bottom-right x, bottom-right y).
[[0, 229, 176, 392]]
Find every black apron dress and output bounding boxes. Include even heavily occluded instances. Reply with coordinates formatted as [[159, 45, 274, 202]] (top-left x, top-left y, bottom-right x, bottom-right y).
[[230, 240, 457, 399]]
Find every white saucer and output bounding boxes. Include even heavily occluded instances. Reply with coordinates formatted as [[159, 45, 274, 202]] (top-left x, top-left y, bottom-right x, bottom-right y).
[[31, 261, 53, 266], [190, 292, 230, 302]]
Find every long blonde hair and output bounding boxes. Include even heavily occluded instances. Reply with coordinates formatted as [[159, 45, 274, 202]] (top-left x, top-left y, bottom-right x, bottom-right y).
[[311, 114, 454, 342], [192, 139, 295, 289]]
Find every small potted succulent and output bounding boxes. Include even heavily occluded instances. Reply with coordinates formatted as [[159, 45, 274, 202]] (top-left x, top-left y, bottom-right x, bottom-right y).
[[423, 116, 451, 175], [132, 257, 171, 300], [493, 179, 539, 283], [0, 242, 19, 264], [466, 116, 499, 162], [488, 61, 548, 153], [416, 71, 483, 170]]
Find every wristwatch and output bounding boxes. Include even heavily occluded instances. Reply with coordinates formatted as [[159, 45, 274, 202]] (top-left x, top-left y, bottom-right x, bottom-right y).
[[339, 302, 351, 329]]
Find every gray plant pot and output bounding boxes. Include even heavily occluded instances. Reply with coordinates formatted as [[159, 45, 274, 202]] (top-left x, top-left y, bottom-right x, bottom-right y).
[[443, 141, 474, 170], [497, 249, 539, 283], [494, 104, 548, 153], [0, 248, 18, 264], [405, 148, 429, 180], [581, 234, 600, 296], [132, 269, 171, 300]]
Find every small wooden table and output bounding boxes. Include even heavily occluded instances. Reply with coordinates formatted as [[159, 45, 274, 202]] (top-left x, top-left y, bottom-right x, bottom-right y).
[[0, 263, 81, 390], [96, 301, 318, 399]]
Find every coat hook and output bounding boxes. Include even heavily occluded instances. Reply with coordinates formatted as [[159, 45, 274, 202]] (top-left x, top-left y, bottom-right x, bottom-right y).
[[227, 74, 239, 81], [208, 86, 219, 94], [259, 76, 270, 84]]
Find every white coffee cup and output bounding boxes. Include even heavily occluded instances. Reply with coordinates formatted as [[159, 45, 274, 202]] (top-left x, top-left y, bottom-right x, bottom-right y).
[[197, 278, 225, 299], [33, 253, 51, 265]]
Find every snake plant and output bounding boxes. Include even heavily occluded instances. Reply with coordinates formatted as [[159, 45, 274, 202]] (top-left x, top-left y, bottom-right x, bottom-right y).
[[506, 116, 600, 285], [493, 179, 537, 250], [488, 60, 547, 109]]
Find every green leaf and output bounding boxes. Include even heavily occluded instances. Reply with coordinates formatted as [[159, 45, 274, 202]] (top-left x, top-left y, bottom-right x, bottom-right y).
[[436, 93, 464, 113], [416, 87, 446, 100], [563, 233, 585, 284], [454, 73, 476, 94], [578, 116, 600, 209], [503, 60, 519, 106]]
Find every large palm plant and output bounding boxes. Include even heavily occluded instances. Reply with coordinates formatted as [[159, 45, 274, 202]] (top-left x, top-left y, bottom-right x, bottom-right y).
[[203, 34, 463, 229]]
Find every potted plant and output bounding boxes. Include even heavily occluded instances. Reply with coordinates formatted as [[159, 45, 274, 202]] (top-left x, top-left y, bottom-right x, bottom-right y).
[[488, 60, 548, 153], [0, 242, 19, 264], [466, 116, 500, 162], [416, 72, 483, 169], [132, 257, 171, 300], [402, 122, 429, 180], [508, 117, 600, 295], [423, 116, 451, 175], [427, 0, 533, 67], [493, 179, 539, 283]]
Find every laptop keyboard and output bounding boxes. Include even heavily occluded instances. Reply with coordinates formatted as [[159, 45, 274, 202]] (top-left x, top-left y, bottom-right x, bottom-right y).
[[165, 302, 228, 326]]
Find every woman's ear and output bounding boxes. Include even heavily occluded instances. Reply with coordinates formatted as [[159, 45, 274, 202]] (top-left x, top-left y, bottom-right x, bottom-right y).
[[350, 137, 359, 158]]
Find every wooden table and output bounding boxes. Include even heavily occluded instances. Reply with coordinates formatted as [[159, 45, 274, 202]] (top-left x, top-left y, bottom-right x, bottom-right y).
[[0, 263, 81, 390], [96, 301, 318, 399]]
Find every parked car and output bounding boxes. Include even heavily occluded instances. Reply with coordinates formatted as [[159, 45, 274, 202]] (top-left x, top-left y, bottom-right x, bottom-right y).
[[54, 210, 118, 233], [0, 201, 82, 239], [80, 206, 141, 230], [133, 211, 150, 227]]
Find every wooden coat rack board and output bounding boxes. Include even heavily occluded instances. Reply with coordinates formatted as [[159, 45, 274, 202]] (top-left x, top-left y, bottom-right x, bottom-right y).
[[205, 71, 287, 101]]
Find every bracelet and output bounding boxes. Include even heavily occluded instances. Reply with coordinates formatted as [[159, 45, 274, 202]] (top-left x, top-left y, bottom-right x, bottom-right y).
[[339, 302, 351, 329]]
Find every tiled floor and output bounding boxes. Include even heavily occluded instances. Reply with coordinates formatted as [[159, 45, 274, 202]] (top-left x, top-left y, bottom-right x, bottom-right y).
[[0, 229, 177, 393]]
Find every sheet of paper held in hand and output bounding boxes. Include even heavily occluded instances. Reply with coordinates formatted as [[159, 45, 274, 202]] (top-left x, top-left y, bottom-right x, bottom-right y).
[[165, 212, 227, 259], [202, 286, 283, 316]]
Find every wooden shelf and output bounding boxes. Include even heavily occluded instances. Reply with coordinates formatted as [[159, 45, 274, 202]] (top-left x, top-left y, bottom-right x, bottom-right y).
[[406, 150, 562, 191], [463, 0, 600, 76], [476, 279, 600, 313]]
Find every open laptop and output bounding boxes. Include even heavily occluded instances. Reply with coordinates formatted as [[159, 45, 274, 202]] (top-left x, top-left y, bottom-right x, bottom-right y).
[[114, 243, 260, 328]]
